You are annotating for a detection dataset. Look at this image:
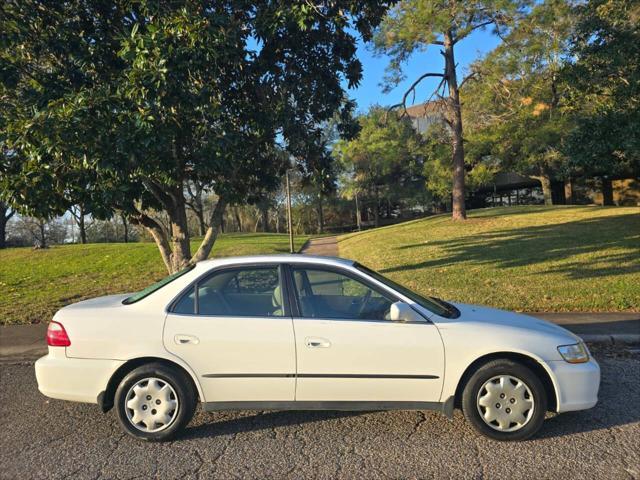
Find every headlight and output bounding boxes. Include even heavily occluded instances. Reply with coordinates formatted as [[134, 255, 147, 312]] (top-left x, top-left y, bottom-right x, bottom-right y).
[[557, 343, 590, 363]]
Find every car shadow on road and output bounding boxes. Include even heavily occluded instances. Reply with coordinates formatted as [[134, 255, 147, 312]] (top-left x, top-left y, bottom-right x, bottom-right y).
[[182, 410, 366, 440]]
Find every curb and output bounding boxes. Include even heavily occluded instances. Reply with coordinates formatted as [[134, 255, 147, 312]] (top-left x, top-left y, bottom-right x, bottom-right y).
[[579, 334, 640, 345]]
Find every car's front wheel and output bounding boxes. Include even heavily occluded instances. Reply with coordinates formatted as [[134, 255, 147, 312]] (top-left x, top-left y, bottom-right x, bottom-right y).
[[114, 363, 196, 441], [462, 359, 547, 441]]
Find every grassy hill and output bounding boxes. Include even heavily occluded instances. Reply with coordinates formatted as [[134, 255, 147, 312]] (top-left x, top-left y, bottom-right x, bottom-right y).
[[0, 233, 308, 325], [338, 206, 640, 313]]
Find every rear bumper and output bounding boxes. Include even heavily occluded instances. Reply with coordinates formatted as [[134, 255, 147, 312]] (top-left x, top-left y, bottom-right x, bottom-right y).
[[546, 357, 600, 413], [35, 349, 124, 404]]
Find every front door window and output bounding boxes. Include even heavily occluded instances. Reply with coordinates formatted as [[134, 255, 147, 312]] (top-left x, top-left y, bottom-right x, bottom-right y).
[[292, 267, 394, 320]]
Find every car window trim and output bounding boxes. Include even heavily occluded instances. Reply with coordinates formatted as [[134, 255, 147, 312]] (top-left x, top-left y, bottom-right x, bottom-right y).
[[284, 263, 409, 323], [166, 262, 292, 318]]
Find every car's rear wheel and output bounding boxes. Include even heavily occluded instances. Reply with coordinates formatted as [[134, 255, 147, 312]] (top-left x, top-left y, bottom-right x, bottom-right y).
[[462, 359, 547, 441], [115, 363, 196, 441]]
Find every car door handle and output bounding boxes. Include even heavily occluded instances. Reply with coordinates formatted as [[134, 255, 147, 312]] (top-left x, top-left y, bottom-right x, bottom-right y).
[[305, 337, 331, 348], [174, 334, 199, 345]]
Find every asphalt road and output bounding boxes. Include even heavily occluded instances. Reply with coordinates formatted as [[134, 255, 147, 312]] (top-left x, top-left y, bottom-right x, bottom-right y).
[[1, 348, 638, 480]]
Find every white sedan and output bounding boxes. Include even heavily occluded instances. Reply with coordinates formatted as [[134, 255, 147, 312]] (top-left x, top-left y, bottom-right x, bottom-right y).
[[35, 254, 600, 441]]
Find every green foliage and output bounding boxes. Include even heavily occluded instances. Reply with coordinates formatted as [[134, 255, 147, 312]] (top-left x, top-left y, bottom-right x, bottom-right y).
[[563, 0, 640, 176], [373, 0, 530, 89], [462, 0, 576, 181], [422, 124, 497, 200], [0, 0, 393, 270], [335, 106, 426, 199]]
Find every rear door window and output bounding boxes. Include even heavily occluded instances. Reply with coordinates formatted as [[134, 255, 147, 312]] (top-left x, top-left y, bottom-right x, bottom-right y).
[[173, 266, 285, 317]]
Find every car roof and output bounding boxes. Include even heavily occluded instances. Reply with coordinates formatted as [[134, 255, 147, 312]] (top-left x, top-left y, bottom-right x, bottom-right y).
[[197, 254, 355, 269]]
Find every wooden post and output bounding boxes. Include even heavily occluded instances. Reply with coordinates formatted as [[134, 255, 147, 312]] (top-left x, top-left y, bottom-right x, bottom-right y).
[[286, 171, 294, 253]]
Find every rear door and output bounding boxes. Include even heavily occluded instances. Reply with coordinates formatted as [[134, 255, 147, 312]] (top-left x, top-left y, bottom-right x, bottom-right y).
[[288, 265, 444, 402], [164, 264, 296, 403]]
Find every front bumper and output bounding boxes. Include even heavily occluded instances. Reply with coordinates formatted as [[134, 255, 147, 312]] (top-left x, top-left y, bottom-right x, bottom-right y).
[[35, 348, 124, 404], [546, 357, 600, 413]]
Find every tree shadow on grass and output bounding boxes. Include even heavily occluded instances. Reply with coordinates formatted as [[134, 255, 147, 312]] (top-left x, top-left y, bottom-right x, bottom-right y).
[[382, 213, 640, 280]]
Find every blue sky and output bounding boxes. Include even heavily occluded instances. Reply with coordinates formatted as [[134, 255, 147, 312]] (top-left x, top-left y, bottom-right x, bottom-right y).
[[347, 28, 501, 114]]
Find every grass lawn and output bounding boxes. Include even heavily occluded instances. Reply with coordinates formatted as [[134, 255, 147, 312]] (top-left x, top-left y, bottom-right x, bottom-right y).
[[338, 206, 640, 313], [0, 233, 309, 325]]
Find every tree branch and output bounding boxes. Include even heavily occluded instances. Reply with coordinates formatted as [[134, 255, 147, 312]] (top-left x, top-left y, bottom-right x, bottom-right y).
[[454, 19, 499, 45], [388, 72, 445, 117], [129, 210, 173, 272], [190, 198, 227, 264], [143, 179, 175, 210], [459, 71, 479, 90]]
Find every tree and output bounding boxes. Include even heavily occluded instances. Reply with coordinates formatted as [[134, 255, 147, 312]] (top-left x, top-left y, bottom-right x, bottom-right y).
[[563, 0, 640, 203], [1, 0, 393, 273], [69, 205, 89, 244], [335, 106, 426, 226], [374, 0, 529, 220], [462, 0, 576, 205], [184, 182, 208, 237], [13, 216, 68, 248]]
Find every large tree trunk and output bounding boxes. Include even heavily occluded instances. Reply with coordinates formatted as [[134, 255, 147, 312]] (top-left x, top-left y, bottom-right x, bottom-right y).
[[444, 30, 467, 221], [135, 179, 228, 273], [533, 174, 553, 205], [168, 191, 192, 272], [316, 192, 324, 234], [601, 178, 614, 206]]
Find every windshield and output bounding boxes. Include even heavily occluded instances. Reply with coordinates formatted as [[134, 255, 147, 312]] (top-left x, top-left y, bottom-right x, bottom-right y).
[[355, 263, 460, 318], [123, 265, 195, 305]]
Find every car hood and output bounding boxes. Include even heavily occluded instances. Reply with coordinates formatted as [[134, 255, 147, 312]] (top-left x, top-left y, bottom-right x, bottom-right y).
[[451, 303, 581, 343]]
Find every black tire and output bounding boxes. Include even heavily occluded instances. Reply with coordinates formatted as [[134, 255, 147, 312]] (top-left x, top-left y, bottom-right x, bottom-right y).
[[114, 362, 197, 441], [461, 359, 547, 441]]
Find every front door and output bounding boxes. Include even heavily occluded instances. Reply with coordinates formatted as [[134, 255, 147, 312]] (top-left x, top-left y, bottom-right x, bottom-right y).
[[289, 266, 444, 402], [164, 264, 296, 403]]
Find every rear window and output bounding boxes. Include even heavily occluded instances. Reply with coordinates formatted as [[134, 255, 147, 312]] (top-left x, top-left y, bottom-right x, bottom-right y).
[[123, 266, 195, 305]]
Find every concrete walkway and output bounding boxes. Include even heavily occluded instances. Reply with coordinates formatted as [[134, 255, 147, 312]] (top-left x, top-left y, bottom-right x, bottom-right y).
[[300, 236, 339, 256]]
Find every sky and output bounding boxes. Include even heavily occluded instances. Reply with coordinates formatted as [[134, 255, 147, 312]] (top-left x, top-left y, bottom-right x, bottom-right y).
[[347, 28, 502, 114]]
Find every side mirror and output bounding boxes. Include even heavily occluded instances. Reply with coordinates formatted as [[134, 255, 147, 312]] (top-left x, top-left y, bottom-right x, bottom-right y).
[[389, 301, 424, 323]]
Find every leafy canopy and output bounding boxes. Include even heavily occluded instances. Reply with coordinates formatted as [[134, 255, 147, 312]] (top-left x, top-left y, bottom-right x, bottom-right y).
[[1, 0, 392, 217], [563, 0, 640, 176]]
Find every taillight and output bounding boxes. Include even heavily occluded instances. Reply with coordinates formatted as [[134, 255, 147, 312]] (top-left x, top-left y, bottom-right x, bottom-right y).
[[47, 321, 71, 347]]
